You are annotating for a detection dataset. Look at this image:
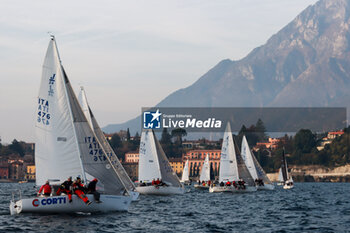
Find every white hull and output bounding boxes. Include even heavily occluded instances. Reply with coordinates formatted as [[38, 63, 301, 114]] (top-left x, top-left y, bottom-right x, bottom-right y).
[[257, 183, 275, 190], [10, 194, 132, 215], [194, 184, 210, 189], [209, 185, 257, 193], [129, 191, 140, 201], [136, 186, 185, 195], [180, 181, 191, 186], [283, 184, 294, 189]]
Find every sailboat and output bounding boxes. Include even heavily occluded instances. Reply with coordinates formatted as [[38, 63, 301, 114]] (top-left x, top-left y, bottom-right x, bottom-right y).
[[281, 149, 294, 189], [194, 154, 211, 189], [78, 87, 139, 201], [136, 130, 185, 195], [180, 159, 191, 185], [209, 123, 257, 193], [10, 36, 132, 215], [277, 168, 284, 185], [241, 135, 274, 190]]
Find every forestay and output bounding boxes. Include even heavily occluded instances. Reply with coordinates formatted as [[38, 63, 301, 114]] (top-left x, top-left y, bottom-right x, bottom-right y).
[[219, 122, 239, 182]]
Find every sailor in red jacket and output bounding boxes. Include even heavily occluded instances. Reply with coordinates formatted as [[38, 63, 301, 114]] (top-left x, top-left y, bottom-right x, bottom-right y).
[[38, 180, 52, 197], [72, 177, 92, 205]]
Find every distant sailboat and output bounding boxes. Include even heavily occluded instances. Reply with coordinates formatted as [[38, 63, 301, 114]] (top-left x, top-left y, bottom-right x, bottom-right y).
[[209, 123, 257, 193], [241, 135, 274, 190], [180, 159, 190, 185], [277, 168, 284, 185], [78, 87, 139, 201], [136, 130, 184, 195], [194, 154, 211, 189], [281, 149, 294, 189], [10, 37, 132, 215]]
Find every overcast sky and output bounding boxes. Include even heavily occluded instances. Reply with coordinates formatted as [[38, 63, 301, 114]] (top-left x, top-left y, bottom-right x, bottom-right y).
[[0, 0, 318, 143]]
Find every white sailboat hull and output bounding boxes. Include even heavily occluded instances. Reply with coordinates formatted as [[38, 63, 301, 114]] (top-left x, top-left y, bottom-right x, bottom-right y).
[[257, 183, 275, 190], [129, 191, 140, 201], [209, 185, 257, 193], [194, 184, 210, 189], [10, 194, 132, 215], [180, 181, 191, 186], [283, 185, 293, 189], [136, 186, 185, 195]]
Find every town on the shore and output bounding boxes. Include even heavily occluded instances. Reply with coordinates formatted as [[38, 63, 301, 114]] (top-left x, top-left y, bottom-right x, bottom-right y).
[[1, 120, 350, 183]]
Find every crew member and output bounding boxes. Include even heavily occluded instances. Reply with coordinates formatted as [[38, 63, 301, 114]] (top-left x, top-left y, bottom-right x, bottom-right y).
[[72, 177, 92, 205], [87, 178, 101, 203], [38, 180, 52, 197], [56, 177, 73, 202]]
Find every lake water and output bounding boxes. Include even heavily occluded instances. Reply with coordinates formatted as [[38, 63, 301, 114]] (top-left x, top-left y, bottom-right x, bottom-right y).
[[0, 183, 349, 232]]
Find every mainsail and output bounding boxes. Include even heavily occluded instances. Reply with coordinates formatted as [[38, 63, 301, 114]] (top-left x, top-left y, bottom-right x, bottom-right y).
[[35, 37, 85, 186], [199, 154, 210, 181], [251, 151, 273, 184], [138, 130, 162, 182], [181, 160, 189, 182], [233, 139, 255, 186], [35, 37, 126, 195], [139, 130, 182, 187], [241, 136, 273, 184], [154, 131, 182, 187], [219, 122, 239, 182], [241, 135, 258, 180], [78, 87, 136, 193], [281, 149, 289, 182]]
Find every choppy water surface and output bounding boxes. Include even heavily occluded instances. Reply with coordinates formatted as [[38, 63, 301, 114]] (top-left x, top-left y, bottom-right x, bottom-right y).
[[1, 183, 350, 232]]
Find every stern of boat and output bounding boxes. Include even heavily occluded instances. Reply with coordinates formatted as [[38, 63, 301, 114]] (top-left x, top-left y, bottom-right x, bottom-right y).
[[9, 200, 22, 215], [9, 190, 23, 215]]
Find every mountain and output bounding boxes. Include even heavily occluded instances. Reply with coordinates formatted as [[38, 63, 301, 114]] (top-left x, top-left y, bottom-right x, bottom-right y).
[[104, 0, 350, 134]]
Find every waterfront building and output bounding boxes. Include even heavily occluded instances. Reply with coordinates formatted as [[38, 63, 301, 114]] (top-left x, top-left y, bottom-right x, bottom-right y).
[[169, 157, 183, 175], [183, 150, 221, 178], [125, 151, 139, 163]]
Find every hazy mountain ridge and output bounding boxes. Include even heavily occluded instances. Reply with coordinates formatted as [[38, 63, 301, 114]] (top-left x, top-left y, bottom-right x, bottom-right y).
[[104, 0, 350, 134]]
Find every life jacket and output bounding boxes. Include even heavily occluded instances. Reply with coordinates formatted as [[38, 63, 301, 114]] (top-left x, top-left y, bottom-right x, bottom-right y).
[[61, 180, 73, 190], [39, 184, 52, 194], [73, 182, 85, 192], [87, 180, 97, 192]]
